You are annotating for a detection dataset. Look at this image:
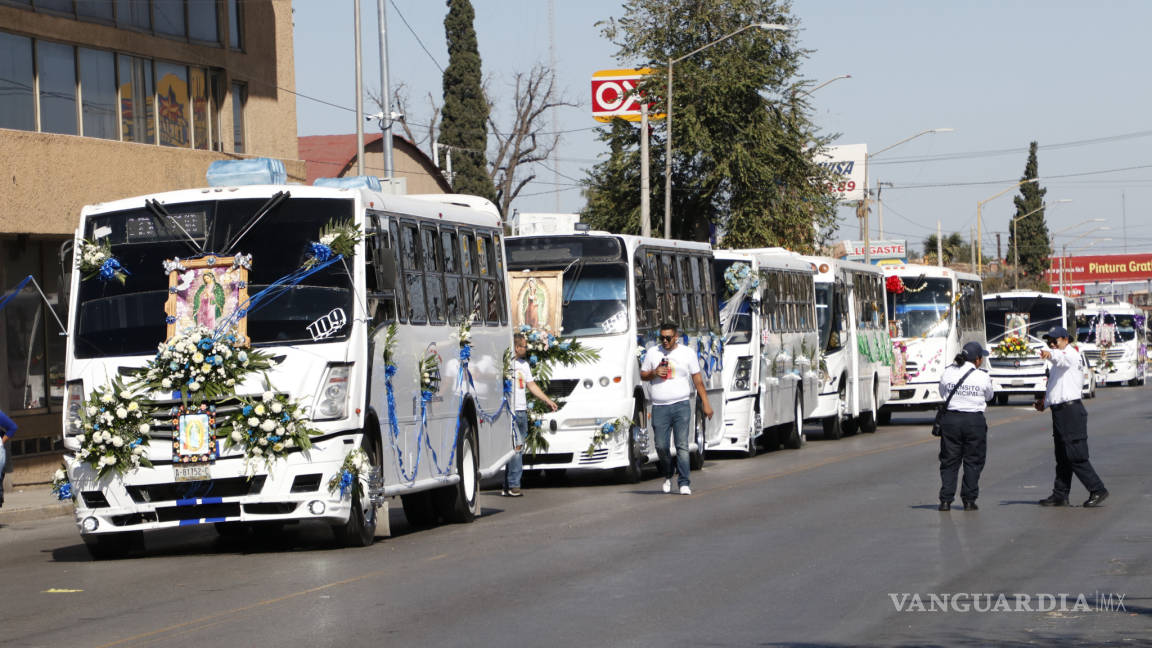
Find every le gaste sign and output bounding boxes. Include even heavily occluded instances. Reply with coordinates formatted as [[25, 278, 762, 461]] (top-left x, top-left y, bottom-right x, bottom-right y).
[[839, 239, 907, 264], [813, 144, 867, 202], [591, 68, 663, 123], [1045, 253, 1152, 284]]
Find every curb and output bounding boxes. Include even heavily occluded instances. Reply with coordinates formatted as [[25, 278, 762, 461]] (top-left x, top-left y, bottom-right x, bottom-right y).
[[0, 503, 75, 525]]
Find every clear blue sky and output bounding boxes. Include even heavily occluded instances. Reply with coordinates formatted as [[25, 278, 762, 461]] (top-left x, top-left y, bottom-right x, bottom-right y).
[[293, 0, 1152, 258]]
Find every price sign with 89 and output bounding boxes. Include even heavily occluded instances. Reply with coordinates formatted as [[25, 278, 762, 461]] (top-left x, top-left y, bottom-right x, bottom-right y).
[[827, 180, 856, 194]]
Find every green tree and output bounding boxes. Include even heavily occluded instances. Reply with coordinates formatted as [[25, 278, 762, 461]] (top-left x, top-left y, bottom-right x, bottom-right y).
[[582, 0, 838, 249], [440, 0, 497, 204], [1007, 141, 1051, 288], [922, 232, 989, 266]]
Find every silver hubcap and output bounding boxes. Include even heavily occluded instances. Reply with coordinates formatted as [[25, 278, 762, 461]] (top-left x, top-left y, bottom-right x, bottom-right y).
[[462, 440, 476, 502]]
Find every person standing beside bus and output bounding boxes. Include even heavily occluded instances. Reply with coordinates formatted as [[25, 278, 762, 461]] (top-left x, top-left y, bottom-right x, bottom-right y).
[[503, 333, 558, 497], [936, 341, 995, 511], [0, 408, 16, 508], [641, 323, 714, 495], [1034, 326, 1109, 508]]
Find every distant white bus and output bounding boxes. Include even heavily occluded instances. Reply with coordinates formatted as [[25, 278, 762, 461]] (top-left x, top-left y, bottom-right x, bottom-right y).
[[881, 264, 985, 414], [983, 291, 1077, 404], [505, 233, 725, 481], [797, 256, 892, 437], [712, 249, 819, 455], [1075, 302, 1147, 386]]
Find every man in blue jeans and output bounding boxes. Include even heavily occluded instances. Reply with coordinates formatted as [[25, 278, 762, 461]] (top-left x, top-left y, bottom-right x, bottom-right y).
[[504, 333, 558, 497], [0, 408, 17, 508], [640, 323, 713, 495]]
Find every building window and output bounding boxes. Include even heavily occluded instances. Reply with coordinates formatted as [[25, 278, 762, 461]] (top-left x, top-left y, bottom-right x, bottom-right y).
[[188, 0, 219, 43], [116, 0, 151, 30], [119, 54, 155, 143], [76, 0, 115, 23], [155, 61, 190, 147], [0, 238, 68, 414], [190, 67, 211, 150], [78, 47, 117, 140], [37, 41, 78, 135], [35, 0, 73, 13], [154, 0, 186, 37], [0, 32, 35, 131], [228, 0, 243, 49], [231, 80, 246, 153]]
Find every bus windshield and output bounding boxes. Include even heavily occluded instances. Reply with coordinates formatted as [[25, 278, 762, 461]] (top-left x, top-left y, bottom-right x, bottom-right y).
[[560, 264, 628, 337], [984, 295, 1064, 341], [74, 197, 356, 358], [715, 259, 752, 344], [1076, 313, 1138, 343], [886, 277, 952, 339]]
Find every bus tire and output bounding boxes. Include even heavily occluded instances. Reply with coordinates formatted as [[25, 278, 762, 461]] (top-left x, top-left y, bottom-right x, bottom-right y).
[[824, 377, 846, 440], [689, 402, 706, 470], [83, 531, 141, 560], [741, 408, 760, 458], [401, 491, 438, 528], [783, 395, 804, 450], [333, 436, 380, 547], [616, 403, 645, 483], [433, 418, 479, 524], [995, 393, 1009, 406], [876, 407, 892, 426], [858, 380, 878, 434]]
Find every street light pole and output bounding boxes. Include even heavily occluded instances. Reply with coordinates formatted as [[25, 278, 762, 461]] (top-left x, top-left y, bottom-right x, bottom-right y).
[[861, 128, 952, 263], [1011, 199, 1071, 290], [1057, 224, 1111, 295], [976, 178, 1040, 276], [663, 22, 793, 239]]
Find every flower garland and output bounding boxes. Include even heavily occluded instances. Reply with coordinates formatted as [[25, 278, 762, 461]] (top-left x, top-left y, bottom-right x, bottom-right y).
[[223, 391, 320, 472], [304, 218, 364, 269], [994, 335, 1032, 358], [517, 324, 600, 454], [419, 350, 442, 399], [77, 237, 130, 284], [328, 448, 369, 500], [723, 262, 758, 296], [74, 377, 153, 478], [135, 326, 274, 404], [587, 416, 633, 454], [51, 464, 74, 502]]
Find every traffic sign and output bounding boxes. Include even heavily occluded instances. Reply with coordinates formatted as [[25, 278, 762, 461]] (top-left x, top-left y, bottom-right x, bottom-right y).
[[591, 68, 663, 123]]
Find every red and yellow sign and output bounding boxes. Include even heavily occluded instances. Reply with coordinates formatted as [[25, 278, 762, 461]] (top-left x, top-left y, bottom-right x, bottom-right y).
[[591, 68, 663, 123], [1046, 253, 1152, 284]]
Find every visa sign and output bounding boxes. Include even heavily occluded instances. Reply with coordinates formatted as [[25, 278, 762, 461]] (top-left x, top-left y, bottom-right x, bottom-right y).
[[813, 143, 867, 202], [591, 68, 663, 123]]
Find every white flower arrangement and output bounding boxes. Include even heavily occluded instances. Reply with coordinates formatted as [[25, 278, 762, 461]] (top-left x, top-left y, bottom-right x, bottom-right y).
[[328, 447, 370, 500], [223, 391, 320, 471], [77, 237, 129, 284], [136, 326, 273, 404], [587, 416, 633, 454], [419, 351, 442, 396], [303, 218, 365, 269], [51, 464, 75, 502], [723, 262, 758, 295], [75, 377, 153, 478], [454, 310, 479, 348]]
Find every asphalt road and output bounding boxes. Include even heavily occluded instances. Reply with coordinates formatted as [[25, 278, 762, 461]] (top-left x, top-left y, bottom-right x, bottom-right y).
[[2, 386, 1149, 647]]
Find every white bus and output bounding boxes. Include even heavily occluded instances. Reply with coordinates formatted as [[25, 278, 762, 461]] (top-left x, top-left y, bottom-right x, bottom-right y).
[[798, 257, 892, 437], [881, 264, 985, 416], [983, 291, 1077, 404], [504, 233, 725, 482], [713, 249, 819, 455], [62, 161, 514, 557], [1074, 301, 1147, 386]]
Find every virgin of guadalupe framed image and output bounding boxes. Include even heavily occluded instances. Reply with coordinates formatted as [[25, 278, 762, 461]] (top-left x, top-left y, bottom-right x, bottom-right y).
[[509, 270, 562, 332], [165, 256, 250, 344]]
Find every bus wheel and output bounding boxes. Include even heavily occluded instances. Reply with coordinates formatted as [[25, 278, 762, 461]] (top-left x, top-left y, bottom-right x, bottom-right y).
[[876, 408, 892, 426], [433, 418, 479, 523], [858, 383, 878, 434], [83, 531, 142, 560], [401, 491, 438, 528], [783, 395, 804, 450], [333, 437, 379, 547], [616, 404, 645, 483], [689, 402, 706, 470], [995, 393, 1009, 406], [741, 409, 760, 458], [823, 381, 846, 440]]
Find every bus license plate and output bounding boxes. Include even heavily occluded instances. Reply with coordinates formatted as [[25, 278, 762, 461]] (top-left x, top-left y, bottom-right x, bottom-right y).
[[174, 463, 211, 482]]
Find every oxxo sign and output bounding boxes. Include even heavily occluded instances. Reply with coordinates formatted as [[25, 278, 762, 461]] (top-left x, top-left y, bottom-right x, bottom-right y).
[[591, 68, 663, 123]]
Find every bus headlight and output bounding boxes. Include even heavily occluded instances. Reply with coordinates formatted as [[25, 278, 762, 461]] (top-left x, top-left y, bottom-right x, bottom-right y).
[[65, 380, 84, 437], [732, 357, 752, 391], [314, 363, 352, 421]]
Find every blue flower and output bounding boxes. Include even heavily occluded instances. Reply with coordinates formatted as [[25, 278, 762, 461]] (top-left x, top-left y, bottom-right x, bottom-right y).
[[242, 405, 253, 415], [57, 483, 73, 501], [529, 354, 538, 366], [310, 242, 333, 263], [169, 361, 180, 371], [385, 364, 397, 379], [198, 339, 213, 351], [99, 257, 124, 281]]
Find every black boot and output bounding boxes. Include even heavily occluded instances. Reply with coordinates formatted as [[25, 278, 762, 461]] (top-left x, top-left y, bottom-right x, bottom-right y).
[[962, 500, 978, 511]]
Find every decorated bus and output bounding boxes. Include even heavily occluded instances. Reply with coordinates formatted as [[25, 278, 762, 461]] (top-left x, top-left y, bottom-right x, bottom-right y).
[[881, 264, 985, 414], [504, 233, 724, 482], [59, 159, 515, 557], [712, 249, 819, 455], [796, 256, 893, 437], [983, 291, 1082, 404], [1074, 301, 1147, 386]]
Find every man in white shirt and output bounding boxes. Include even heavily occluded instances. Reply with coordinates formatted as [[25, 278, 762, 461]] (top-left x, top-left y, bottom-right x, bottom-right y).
[[1034, 326, 1109, 508], [640, 323, 713, 495], [503, 334, 558, 497]]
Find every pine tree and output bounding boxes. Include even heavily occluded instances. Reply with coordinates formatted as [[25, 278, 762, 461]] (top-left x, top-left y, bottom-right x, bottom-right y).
[[582, 0, 838, 249], [441, 0, 497, 204], [1007, 141, 1050, 288]]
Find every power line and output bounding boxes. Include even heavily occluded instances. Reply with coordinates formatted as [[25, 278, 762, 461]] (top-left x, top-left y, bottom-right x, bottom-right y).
[[872, 129, 1152, 166]]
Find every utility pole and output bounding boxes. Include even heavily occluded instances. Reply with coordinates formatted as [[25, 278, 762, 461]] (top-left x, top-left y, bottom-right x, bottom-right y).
[[639, 103, 651, 237], [937, 220, 943, 268], [354, 0, 364, 175], [995, 232, 1002, 269], [377, 0, 393, 179]]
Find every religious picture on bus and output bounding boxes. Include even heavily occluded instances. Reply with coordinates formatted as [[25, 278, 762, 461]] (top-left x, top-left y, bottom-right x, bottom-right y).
[[165, 255, 249, 341]]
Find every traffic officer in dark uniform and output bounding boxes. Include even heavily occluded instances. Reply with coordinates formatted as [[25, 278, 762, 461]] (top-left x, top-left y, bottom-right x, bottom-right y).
[[1034, 326, 1109, 507], [937, 341, 995, 511]]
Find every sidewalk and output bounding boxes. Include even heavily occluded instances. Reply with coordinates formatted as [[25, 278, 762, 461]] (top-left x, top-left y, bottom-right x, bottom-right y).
[[0, 478, 75, 525]]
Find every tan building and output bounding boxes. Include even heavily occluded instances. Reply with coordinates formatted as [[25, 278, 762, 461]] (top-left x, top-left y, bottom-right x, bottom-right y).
[[0, 0, 301, 485], [298, 133, 453, 194]]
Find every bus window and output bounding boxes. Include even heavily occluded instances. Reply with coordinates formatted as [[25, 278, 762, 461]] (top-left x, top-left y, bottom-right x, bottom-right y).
[[689, 256, 704, 328], [441, 228, 464, 325], [479, 232, 501, 324], [677, 255, 694, 330], [460, 230, 479, 318], [421, 225, 445, 324], [700, 256, 717, 330], [400, 223, 426, 323], [659, 254, 675, 323]]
